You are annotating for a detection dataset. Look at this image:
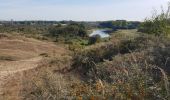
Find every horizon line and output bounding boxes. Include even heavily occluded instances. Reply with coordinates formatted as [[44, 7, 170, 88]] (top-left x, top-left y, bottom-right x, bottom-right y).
[[0, 19, 142, 22]]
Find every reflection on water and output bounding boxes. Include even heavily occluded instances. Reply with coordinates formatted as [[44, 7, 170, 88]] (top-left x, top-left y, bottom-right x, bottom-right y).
[[89, 29, 110, 38]]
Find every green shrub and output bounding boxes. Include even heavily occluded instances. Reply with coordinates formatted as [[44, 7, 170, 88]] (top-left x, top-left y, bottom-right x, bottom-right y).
[[48, 24, 88, 42], [139, 3, 170, 36], [88, 35, 101, 44]]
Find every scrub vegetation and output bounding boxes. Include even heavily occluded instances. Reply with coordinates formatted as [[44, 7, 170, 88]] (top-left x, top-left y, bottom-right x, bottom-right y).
[[0, 3, 170, 100]]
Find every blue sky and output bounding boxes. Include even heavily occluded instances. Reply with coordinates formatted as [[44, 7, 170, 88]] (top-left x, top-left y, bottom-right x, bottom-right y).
[[0, 0, 169, 21]]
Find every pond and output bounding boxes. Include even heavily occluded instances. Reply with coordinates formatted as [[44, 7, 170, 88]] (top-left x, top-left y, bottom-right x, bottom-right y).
[[89, 29, 110, 38]]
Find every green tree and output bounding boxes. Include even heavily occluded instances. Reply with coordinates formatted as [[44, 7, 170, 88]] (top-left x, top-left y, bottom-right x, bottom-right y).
[[89, 35, 101, 44]]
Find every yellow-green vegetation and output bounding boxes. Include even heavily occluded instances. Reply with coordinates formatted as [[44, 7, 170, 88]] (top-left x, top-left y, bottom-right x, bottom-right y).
[[70, 31, 170, 99], [47, 23, 88, 43], [139, 3, 170, 36], [1, 23, 170, 99], [22, 29, 170, 100]]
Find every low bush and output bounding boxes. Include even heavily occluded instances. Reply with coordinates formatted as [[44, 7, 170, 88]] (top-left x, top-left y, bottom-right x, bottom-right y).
[[139, 3, 170, 36], [88, 35, 101, 44], [69, 34, 170, 99], [23, 33, 170, 100]]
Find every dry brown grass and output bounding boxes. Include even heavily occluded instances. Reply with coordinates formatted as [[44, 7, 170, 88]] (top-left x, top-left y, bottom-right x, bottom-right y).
[[0, 33, 69, 100], [1, 30, 170, 100], [0, 36, 67, 60]]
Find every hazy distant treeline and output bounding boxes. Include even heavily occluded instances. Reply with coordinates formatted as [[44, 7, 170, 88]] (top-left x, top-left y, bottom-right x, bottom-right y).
[[0, 20, 140, 29], [99, 20, 141, 30]]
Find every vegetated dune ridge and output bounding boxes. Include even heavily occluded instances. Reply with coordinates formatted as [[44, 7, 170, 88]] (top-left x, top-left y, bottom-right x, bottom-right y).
[[0, 33, 67, 100]]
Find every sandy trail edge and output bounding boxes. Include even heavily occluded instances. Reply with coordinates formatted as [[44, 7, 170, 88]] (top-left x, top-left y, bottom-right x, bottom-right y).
[[0, 56, 43, 98]]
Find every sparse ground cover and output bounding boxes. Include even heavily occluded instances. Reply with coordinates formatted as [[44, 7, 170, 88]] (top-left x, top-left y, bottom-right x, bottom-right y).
[[0, 33, 68, 99]]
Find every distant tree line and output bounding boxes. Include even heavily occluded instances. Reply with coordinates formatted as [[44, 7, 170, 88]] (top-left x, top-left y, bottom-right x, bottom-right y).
[[0, 20, 98, 28], [99, 20, 141, 30], [0, 21, 59, 26]]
